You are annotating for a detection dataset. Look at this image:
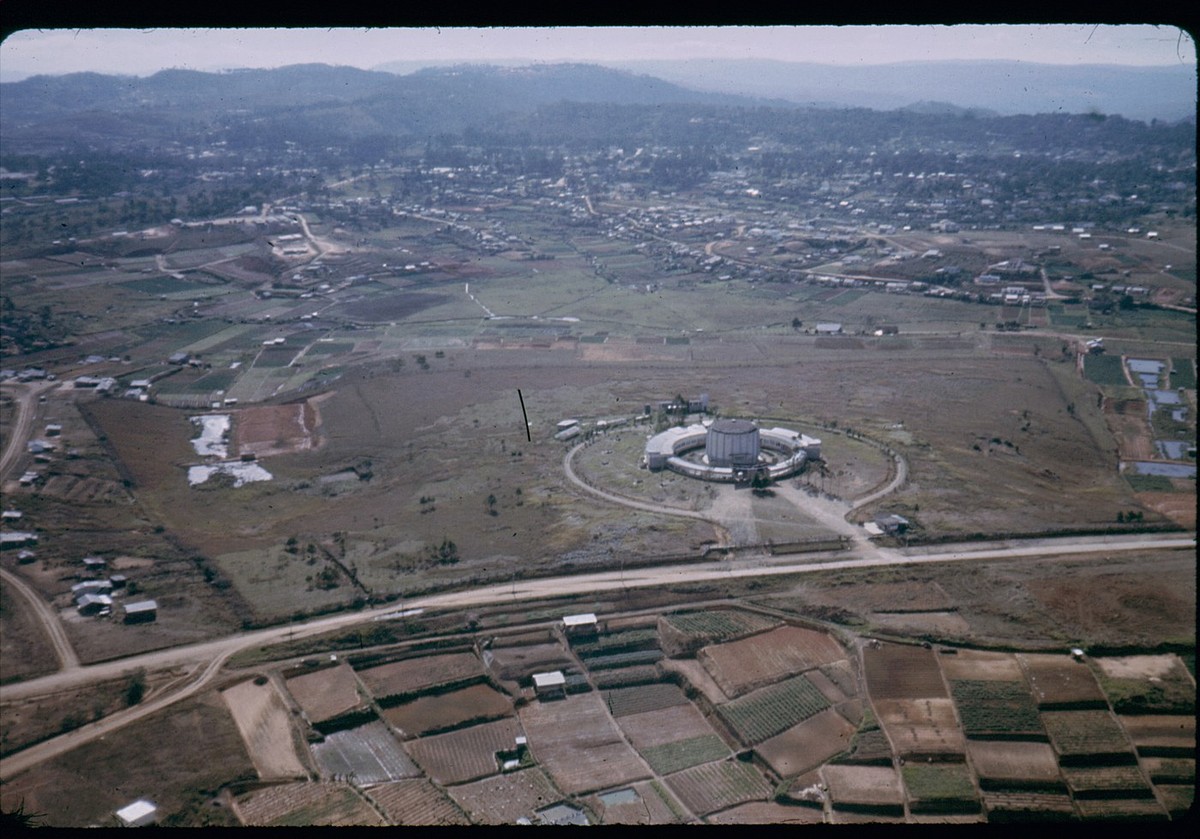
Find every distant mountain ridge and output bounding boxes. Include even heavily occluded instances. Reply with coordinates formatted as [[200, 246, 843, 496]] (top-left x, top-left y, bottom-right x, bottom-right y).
[[596, 58, 1197, 123]]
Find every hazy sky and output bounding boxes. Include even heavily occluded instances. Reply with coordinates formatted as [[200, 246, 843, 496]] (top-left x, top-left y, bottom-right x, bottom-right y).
[[0, 25, 1195, 82]]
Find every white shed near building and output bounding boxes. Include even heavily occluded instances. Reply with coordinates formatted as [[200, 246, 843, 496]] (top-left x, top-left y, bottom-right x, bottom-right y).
[[115, 799, 158, 827]]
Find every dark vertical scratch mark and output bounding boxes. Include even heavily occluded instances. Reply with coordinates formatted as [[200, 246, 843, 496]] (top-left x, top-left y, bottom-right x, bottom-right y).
[[518, 389, 531, 442]]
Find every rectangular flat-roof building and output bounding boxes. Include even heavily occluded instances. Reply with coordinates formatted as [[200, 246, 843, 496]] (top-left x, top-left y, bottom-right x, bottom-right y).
[[532, 671, 566, 700], [123, 600, 158, 624], [115, 799, 158, 827]]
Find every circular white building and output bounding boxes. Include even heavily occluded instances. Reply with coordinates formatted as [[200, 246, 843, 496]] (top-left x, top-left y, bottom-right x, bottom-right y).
[[705, 418, 760, 467], [643, 419, 821, 483]]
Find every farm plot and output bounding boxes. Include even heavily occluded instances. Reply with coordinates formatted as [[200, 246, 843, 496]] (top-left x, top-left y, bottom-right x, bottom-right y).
[[604, 682, 689, 718], [716, 674, 831, 746], [966, 740, 1064, 790], [1060, 763, 1155, 798], [664, 759, 772, 818], [698, 625, 847, 698], [592, 665, 664, 689], [234, 781, 384, 826], [707, 801, 827, 824], [863, 642, 948, 700], [310, 719, 420, 784], [618, 703, 727, 761], [1091, 654, 1196, 715], [221, 677, 309, 779], [1018, 653, 1108, 708], [983, 791, 1077, 822], [380, 683, 513, 738], [755, 706, 858, 778], [657, 609, 782, 656], [405, 717, 524, 785], [939, 650, 1025, 682], [1139, 756, 1195, 785], [1073, 796, 1168, 821], [1117, 714, 1195, 756], [901, 763, 980, 814], [873, 699, 966, 757], [446, 767, 562, 825], [283, 662, 366, 725], [519, 692, 649, 795], [571, 627, 659, 659], [363, 779, 469, 825], [234, 401, 319, 459], [483, 642, 574, 685], [822, 763, 905, 809], [356, 651, 484, 702], [1040, 710, 1137, 762], [949, 680, 1044, 739]]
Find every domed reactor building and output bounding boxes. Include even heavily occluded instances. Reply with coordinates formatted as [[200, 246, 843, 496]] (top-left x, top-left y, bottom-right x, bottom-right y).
[[643, 418, 821, 483]]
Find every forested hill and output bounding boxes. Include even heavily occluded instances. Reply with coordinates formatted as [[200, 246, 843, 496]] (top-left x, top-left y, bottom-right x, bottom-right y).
[[0, 62, 1194, 166]]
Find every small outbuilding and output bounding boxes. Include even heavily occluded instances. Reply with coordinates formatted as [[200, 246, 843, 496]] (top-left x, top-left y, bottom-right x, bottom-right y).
[[532, 671, 566, 700], [562, 613, 598, 640], [123, 600, 158, 624], [115, 799, 158, 827]]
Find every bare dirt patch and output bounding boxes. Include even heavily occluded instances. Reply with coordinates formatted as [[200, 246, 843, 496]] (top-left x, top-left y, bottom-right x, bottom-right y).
[[863, 642, 948, 700], [967, 740, 1062, 787], [405, 717, 524, 785], [220, 676, 308, 779], [445, 766, 560, 825], [1019, 653, 1107, 708], [822, 763, 904, 808], [235, 401, 320, 459], [356, 651, 483, 701], [519, 692, 649, 795], [756, 706, 857, 778], [872, 698, 965, 757], [282, 662, 366, 725], [617, 703, 723, 751], [698, 625, 847, 698], [1135, 491, 1197, 529], [939, 650, 1025, 682], [381, 683, 513, 737]]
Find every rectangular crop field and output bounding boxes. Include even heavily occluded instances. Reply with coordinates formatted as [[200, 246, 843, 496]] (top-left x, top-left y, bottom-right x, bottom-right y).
[[822, 764, 904, 807], [1018, 654, 1108, 708], [1170, 358, 1196, 389], [310, 720, 420, 784], [519, 692, 649, 795], [902, 763, 979, 812], [966, 740, 1063, 789], [660, 610, 782, 644], [1083, 353, 1129, 386], [949, 679, 1043, 738], [664, 759, 772, 817], [873, 699, 965, 757], [1040, 710, 1136, 759], [698, 625, 846, 697], [284, 663, 367, 724], [755, 706, 858, 778], [380, 684, 513, 737], [1060, 764, 1154, 798], [640, 735, 731, 775], [618, 701, 723, 747], [1117, 714, 1195, 755], [221, 677, 309, 779], [405, 717, 524, 785], [939, 650, 1024, 682], [235, 781, 384, 826], [604, 682, 689, 717], [863, 643, 948, 700], [446, 768, 562, 825], [356, 652, 483, 700], [716, 674, 831, 745], [363, 779, 469, 825]]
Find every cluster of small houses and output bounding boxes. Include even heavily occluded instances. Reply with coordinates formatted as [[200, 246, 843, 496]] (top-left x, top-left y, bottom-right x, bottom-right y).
[[1, 508, 156, 624]]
